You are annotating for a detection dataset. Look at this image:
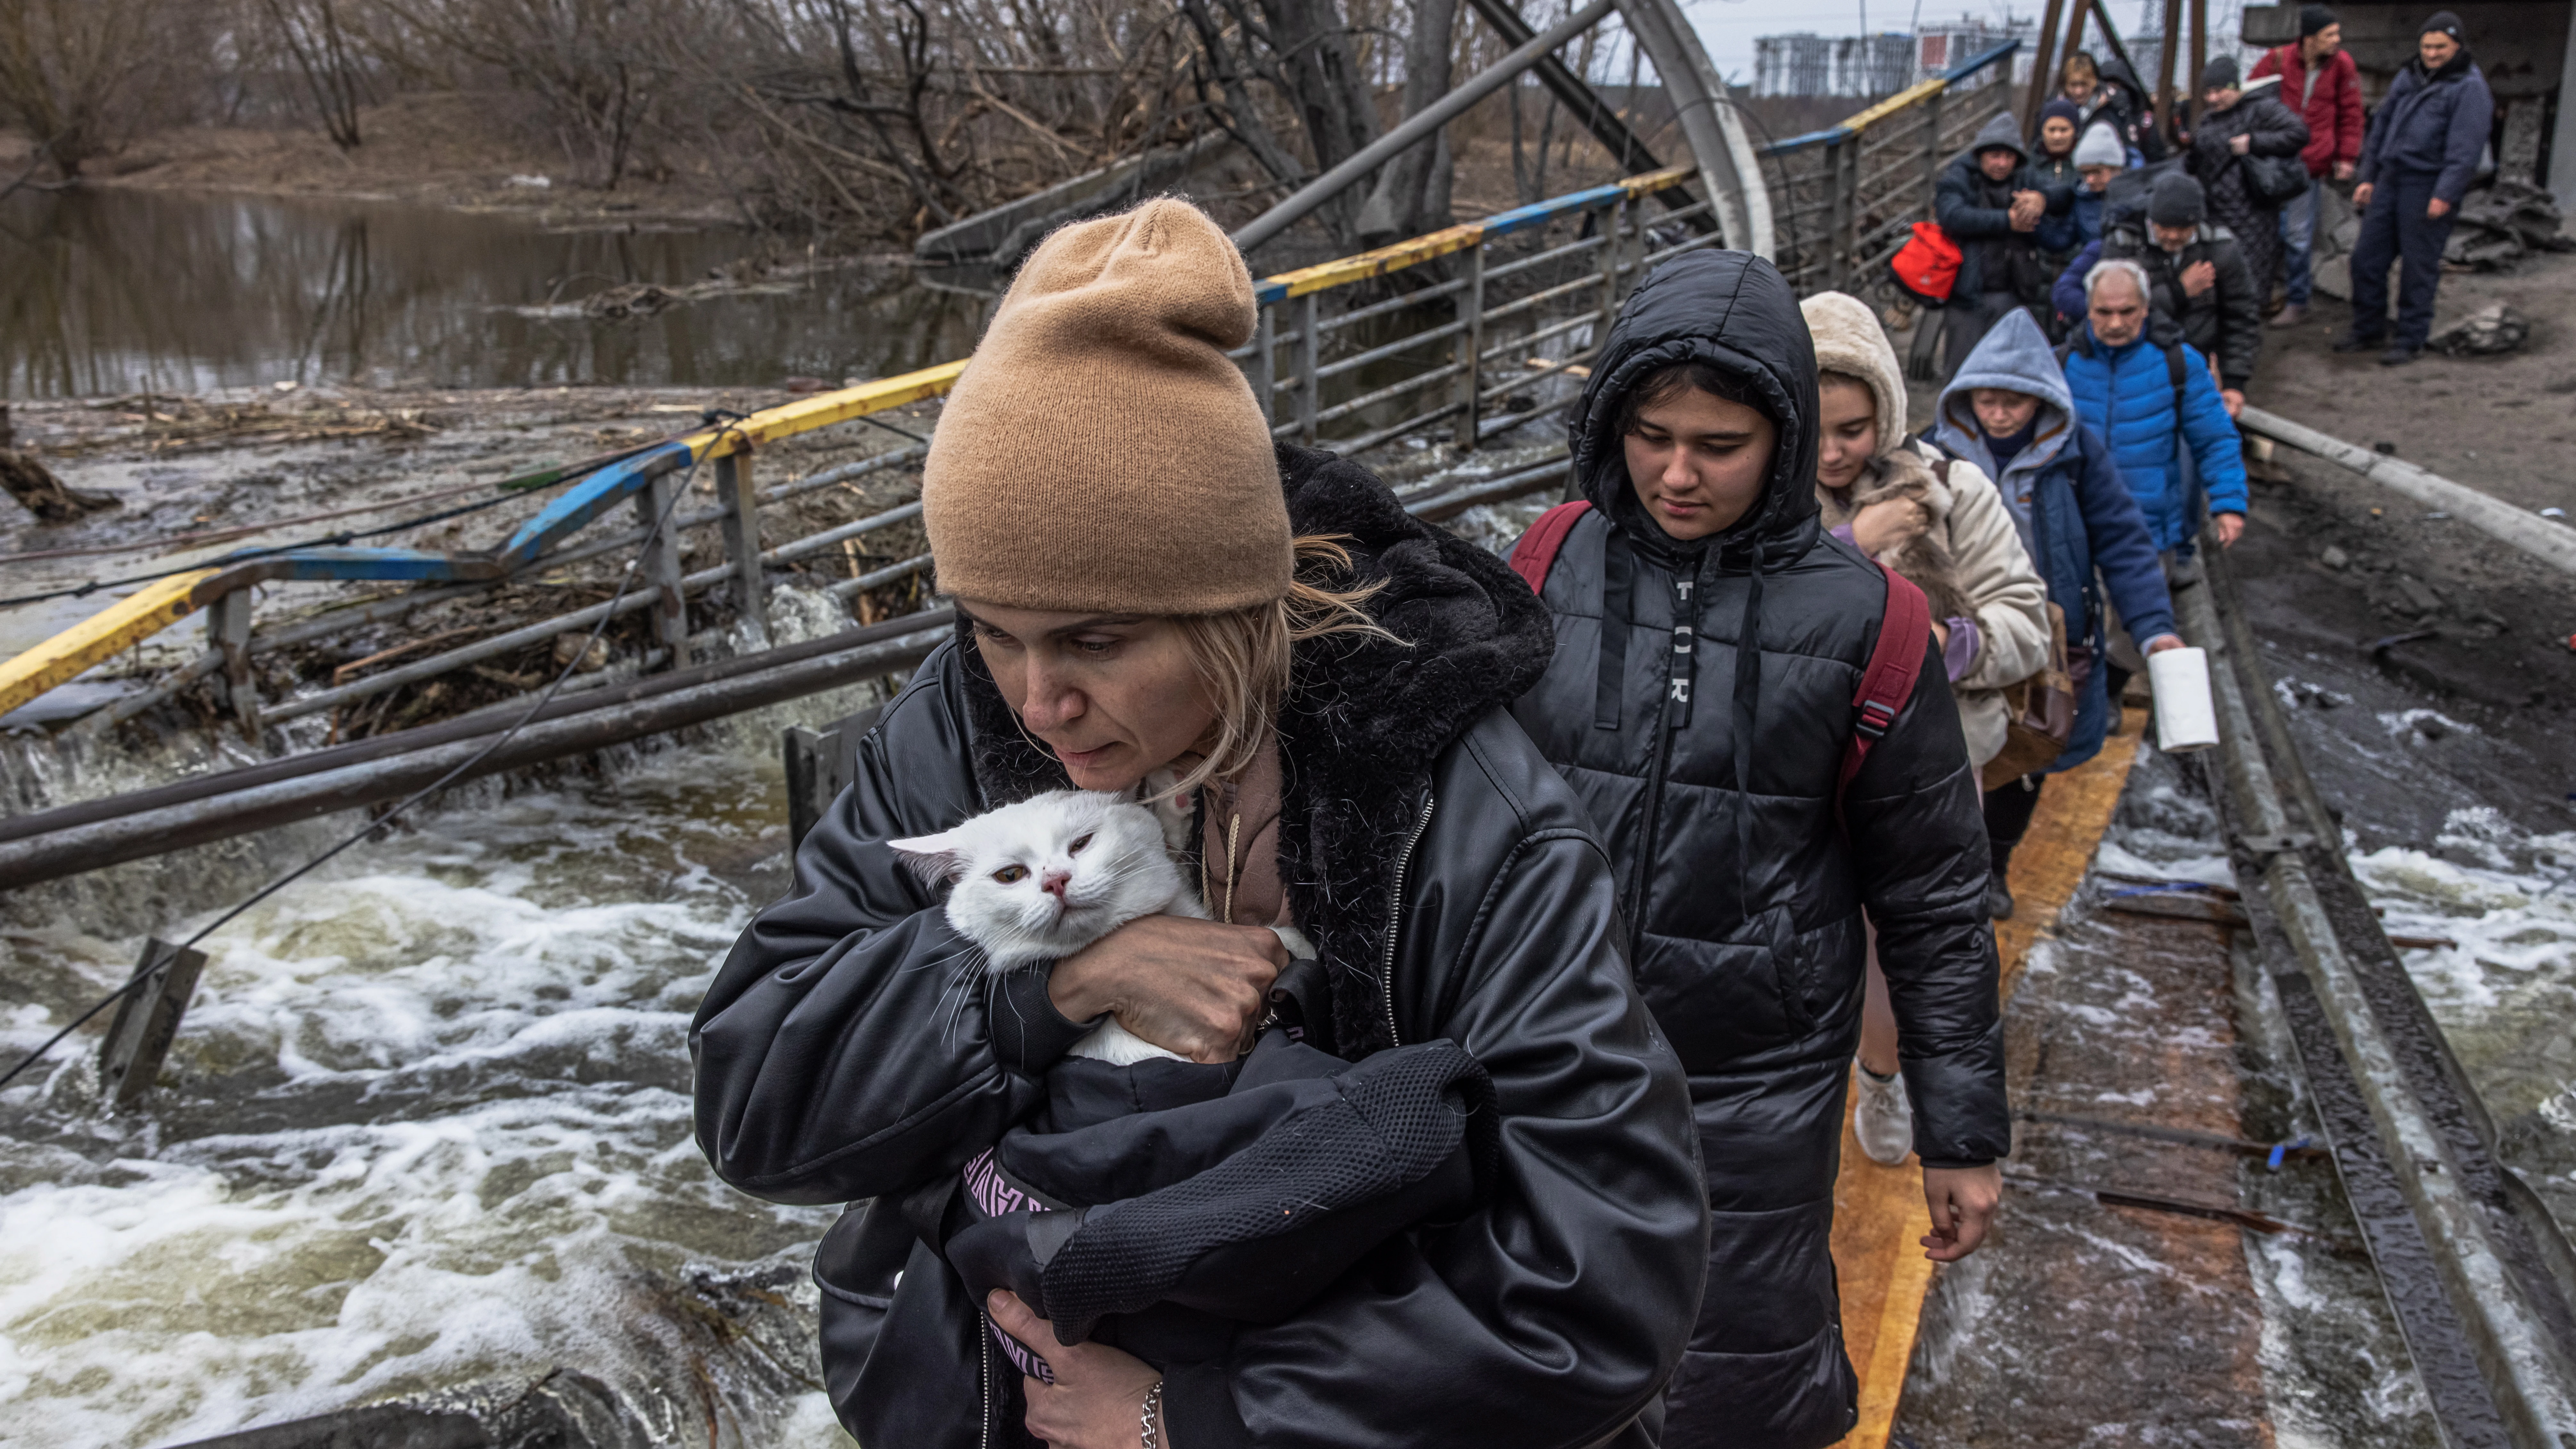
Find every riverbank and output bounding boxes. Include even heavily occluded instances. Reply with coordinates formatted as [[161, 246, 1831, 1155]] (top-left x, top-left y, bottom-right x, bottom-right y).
[[2, 93, 746, 233]]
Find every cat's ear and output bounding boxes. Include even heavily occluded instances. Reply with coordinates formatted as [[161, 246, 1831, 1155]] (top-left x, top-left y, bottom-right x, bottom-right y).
[[885, 829, 969, 888]]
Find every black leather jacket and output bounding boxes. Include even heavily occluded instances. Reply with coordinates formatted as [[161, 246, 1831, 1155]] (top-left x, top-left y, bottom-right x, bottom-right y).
[[692, 444, 1707, 1449]]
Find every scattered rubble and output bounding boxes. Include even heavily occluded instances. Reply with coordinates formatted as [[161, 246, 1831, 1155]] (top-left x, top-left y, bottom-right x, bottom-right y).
[[2444, 182, 2576, 270], [2431, 303, 2531, 356]]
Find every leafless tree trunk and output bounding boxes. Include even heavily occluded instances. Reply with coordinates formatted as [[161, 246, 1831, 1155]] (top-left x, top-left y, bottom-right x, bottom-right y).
[[1357, 0, 1458, 242], [0, 0, 172, 177], [259, 0, 372, 150]]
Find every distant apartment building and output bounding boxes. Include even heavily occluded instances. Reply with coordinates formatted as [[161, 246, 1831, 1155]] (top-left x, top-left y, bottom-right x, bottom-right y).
[[1912, 14, 2039, 88], [1753, 32, 1917, 98]]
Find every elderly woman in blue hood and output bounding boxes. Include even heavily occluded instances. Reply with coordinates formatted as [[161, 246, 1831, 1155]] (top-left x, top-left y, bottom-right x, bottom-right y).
[[1929, 309, 2179, 901], [1509, 249, 2011, 1449]]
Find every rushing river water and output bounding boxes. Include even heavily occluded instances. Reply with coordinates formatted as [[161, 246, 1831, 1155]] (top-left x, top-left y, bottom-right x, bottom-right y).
[[0, 187, 990, 398]]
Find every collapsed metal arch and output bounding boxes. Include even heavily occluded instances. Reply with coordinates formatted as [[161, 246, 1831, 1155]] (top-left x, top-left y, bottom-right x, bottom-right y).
[[1229, 0, 1772, 258]]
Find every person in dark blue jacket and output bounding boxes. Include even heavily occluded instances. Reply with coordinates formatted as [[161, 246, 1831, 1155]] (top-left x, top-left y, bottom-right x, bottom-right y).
[[2340, 11, 2496, 364], [1935, 111, 2075, 375], [2059, 257, 2250, 578], [1929, 308, 2179, 907]]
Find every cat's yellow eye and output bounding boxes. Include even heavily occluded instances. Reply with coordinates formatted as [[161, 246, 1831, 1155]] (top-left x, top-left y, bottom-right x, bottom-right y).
[[993, 865, 1029, 884], [1068, 834, 1094, 854]]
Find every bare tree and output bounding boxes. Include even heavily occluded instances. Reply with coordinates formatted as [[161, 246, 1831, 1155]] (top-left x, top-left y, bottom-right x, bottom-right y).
[[258, 0, 373, 149], [0, 0, 174, 177], [1357, 0, 1457, 242]]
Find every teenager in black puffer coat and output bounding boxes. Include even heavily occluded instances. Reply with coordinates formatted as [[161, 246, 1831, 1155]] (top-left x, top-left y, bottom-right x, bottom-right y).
[[1509, 249, 2011, 1449]]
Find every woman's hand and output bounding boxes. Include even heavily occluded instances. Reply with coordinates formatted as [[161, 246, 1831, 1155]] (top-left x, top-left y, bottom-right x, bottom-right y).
[[1920, 1164, 2001, 1262], [990, 1291, 1162, 1449], [1050, 915, 1286, 1062], [2144, 633, 2186, 654], [1850, 497, 1930, 556]]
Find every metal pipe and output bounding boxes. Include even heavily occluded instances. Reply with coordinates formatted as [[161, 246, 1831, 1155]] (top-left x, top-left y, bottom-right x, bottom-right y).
[[0, 626, 954, 891], [2236, 406, 2576, 576], [2183, 559, 2576, 1449], [1231, 0, 1618, 254], [1459, 0, 1710, 230], [764, 501, 924, 567], [1407, 454, 1572, 521], [0, 609, 958, 850], [826, 553, 934, 599], [1315, 319, 1469, 383], [1314, 362, 1466, 427]]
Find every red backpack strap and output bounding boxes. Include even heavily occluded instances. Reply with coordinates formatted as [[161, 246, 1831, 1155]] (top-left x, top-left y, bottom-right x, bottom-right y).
[[1508, 501, 1592, 596], [1838, 560, 1932, 813]]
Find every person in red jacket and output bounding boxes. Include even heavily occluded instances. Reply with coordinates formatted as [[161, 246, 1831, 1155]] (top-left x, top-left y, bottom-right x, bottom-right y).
[[2251, 4, 2363, 325]]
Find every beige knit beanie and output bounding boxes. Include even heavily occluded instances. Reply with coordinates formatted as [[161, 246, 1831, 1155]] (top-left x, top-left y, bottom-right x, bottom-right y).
[[921, 197, 1291, 615]]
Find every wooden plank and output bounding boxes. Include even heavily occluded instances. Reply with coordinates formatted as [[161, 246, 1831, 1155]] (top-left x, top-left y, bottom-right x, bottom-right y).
[[0, 569, 218, 720], [1831, 708, 2147, 1449]]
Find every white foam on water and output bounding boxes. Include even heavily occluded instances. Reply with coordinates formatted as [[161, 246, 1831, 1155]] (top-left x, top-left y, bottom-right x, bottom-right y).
[[0, 746, 842, 1447]]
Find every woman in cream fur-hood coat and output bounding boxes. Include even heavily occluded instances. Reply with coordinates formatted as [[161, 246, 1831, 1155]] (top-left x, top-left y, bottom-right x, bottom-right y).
[[1800, 292, 2050, 769]]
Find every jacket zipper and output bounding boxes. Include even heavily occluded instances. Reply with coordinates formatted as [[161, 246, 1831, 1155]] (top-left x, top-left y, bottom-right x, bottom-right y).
[[1379, 796, 1436, 1049], [1622, 567, 1689, 954], [1627, 703, 1678, 956], [978, 1311, 993, 1449]]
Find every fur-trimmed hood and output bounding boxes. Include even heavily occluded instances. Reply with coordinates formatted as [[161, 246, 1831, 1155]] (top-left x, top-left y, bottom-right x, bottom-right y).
[[1801, 290, 1911, 463], [954, 441, 1556, 1054]]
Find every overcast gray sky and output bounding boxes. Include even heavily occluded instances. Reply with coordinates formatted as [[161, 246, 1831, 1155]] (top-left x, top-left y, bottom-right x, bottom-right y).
[[1672, 0, 2201, 83]]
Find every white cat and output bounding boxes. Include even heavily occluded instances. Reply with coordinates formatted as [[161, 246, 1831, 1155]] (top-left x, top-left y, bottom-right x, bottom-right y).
[[889, 789, 1205, 1066]]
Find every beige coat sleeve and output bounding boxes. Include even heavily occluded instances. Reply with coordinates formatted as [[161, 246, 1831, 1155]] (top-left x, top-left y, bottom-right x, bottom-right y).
[[1938, 458, 2051, 693]]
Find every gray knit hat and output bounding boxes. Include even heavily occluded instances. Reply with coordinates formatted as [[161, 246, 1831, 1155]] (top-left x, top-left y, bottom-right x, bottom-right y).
[[2074, 122, 2125, 169]]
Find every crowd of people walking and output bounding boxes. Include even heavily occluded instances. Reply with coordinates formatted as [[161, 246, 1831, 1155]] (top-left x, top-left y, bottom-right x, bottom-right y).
[[680, 10, 2509, 1446]]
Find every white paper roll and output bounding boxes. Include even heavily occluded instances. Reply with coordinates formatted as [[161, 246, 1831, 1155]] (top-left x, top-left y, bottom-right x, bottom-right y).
[[2148, 646, 2219, 752]]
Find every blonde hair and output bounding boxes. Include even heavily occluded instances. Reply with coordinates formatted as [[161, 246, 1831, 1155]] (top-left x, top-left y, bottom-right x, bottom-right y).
[[1165, 534, 1399, 800]]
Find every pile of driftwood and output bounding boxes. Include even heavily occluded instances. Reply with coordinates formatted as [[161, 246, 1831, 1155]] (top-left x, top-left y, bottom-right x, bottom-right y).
[[40, 396, 439, 458], [2443, 182, 2576, 269]]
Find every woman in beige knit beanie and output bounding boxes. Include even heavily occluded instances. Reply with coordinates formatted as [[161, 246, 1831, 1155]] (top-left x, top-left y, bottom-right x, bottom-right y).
[[696, 197, 1706, 1449], [1801, 290, 2050, 1172]]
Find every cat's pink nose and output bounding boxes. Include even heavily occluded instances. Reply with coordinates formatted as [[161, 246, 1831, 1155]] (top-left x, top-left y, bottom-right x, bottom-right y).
[[1040, 869, 1072, 900]]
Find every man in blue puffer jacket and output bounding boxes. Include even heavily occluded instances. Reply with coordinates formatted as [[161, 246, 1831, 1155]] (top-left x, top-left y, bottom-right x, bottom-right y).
[[2059, 257, 2249, 577], [1930, 307, 2178, 900]]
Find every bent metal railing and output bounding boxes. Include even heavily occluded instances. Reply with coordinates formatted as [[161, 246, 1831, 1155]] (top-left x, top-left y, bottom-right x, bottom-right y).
[[1759, 38, 2022, 296], [0, 39, 2028, 746], [0, 167, 1718, 741]]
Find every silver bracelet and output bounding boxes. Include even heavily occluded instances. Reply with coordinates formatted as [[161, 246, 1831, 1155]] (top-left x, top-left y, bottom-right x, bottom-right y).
[[1140, 1379, 1165, 1449]]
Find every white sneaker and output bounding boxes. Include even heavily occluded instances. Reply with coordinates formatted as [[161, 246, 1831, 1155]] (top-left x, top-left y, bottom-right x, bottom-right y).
[[1854, 1066, 1914, 1166]]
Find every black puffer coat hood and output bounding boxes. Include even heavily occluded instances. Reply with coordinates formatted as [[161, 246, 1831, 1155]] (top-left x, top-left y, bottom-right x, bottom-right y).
[[1512, 255, 2009, 1449], [1570, 248, 1823, 572], [694, 443, 1706, 1449]]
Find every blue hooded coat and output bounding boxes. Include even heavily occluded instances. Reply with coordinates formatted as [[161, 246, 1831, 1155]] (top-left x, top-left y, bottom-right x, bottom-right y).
[[1928, 311, 2176, 771], [2059, 321, 2248, 551]]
